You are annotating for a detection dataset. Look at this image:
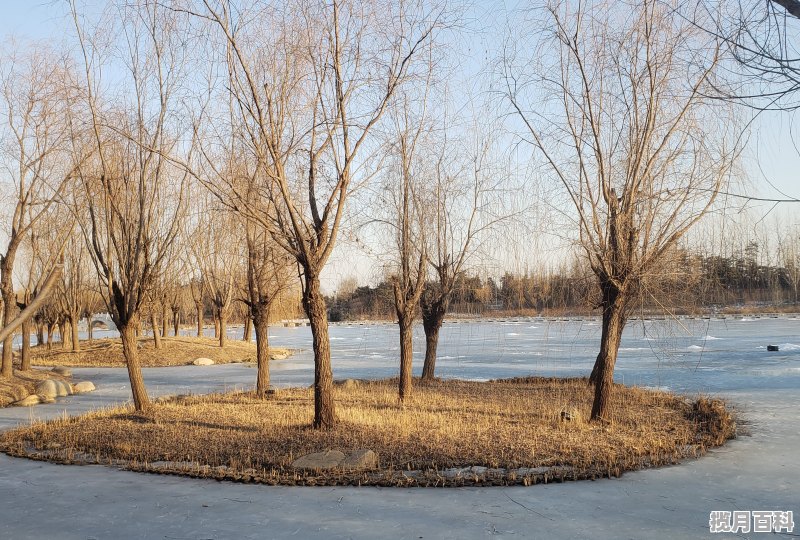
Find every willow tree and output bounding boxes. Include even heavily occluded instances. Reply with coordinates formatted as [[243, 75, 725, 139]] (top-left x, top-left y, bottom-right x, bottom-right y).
[[182, 0, 443, 428], [71, 0, 190, 411], [505, 0, 739, 420]]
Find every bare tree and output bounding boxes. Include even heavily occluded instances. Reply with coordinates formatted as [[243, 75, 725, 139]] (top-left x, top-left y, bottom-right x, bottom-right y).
[[420, 118, 504, 380], [505, 0, 739, 420], [189, 197, 240, 348], [379, 93, 431, 401], [0, 46, 80, 377], [179, 0, 443, 428], [71, 0, 190, 410], [242, 216, 296, 397]]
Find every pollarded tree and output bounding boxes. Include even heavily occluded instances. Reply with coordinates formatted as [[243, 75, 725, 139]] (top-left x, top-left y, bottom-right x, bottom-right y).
[[419, 116, 505, 380], [71, 0, 190, 411], [242, 216, 296, 397], [182, 0, 444, 428], [505, 0, 739, 420], [379, 90, 431, 401]]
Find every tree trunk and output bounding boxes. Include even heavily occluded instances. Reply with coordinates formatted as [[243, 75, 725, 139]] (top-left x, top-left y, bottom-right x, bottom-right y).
[[36, 322, 44, 348], [589, 290, 627, 422], [253, 311, 270, 398], [218, 314, 227, 348], [243, 316, 252, 342], [1, 290, 16, 377], [70, 317, 81, 353], [20, 319, 31, 370], [46, 323, 55, 350], [151, 313, 162, 349], [119, 321, 150, 411], [59, 322, 67, 349], [172, 310, 179, 337], [421, 300, 446, 381], [398, 315, 414, 401], [214, 315, 220, 339], [196, 304, 203, 337], [87, 319, 93, 343], [161, 306, 168, 338], [303, 271, 336, 429]]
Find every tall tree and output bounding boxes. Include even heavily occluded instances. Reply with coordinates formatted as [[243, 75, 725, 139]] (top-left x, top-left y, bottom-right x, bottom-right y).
[[182, 0, 443, 428], [71, 0, 190, 410], [505, 0, 739, 420]]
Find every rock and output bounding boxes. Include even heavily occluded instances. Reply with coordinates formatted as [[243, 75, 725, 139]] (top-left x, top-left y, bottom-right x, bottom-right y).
[[36, 379, 72, 399], [291, 450, 346, 470], [269, 350, 292, 360], [334, 379, 361, 390], [192, 358, 214, 366], [767, 345, 780, 352], [51, 366, 72, 377], [37, 395, 56, 404], [340, 449, 378, 470], [12, 395, 41, 407], [73, 381, 96, 394]]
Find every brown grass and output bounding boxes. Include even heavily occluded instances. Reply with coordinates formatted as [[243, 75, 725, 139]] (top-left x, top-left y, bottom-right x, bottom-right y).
[[0, 377, 735, 486], [29, 336, 293, 368], [0, 369, 72, 407]]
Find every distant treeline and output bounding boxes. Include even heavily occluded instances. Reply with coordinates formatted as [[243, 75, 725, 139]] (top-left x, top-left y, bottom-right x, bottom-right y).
[[328, 246, 800, 320]]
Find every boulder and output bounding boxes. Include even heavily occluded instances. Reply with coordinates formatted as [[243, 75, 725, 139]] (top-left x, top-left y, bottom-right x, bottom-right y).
[[37, 395, 56, 404], [341, 449, 378, 470], [291, 450, 346, 470], [192, 357, 214, 366], [51, 366, 72, 377], [73, 381, 96, 394], [36, 379, 72, 399], [12, 395, 41, 407]]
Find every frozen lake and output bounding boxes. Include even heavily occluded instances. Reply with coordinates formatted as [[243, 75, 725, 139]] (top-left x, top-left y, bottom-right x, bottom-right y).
[[261, 316, 800, 395], [1, 316, 798, 539]]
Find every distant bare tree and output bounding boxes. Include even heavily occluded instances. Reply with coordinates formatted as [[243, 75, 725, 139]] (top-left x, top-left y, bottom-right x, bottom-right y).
[[420, 117, 505, 380], [505, 0, 739, 420]]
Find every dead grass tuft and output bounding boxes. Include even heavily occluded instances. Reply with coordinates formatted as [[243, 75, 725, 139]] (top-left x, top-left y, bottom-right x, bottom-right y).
[[29, 336, 293, 368], [0, 378, 736, 486]]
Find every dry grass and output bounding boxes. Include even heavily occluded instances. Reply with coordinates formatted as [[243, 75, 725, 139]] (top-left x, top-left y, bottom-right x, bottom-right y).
[[0, 369, 72, 407], [29, 336, 293, 368], [0, 377, 735, 486]]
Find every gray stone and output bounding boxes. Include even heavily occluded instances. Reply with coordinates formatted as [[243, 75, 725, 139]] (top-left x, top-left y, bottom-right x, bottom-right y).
[[340, 449, 378, 470], [192, 358, 214, 366], [51, 366, 72, 377], [291, 450, 345, 470], [334, 379, 361, 390], [36, 379, 72, 399], [12, 395, 41, 407], [73, 381, 96, 394]]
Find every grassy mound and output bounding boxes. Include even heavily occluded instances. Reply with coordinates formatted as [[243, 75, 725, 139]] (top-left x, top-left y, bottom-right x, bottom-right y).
[[29, 336, 294, 368], [0, 377, 735, 486], [0, 369, 72, 407]]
